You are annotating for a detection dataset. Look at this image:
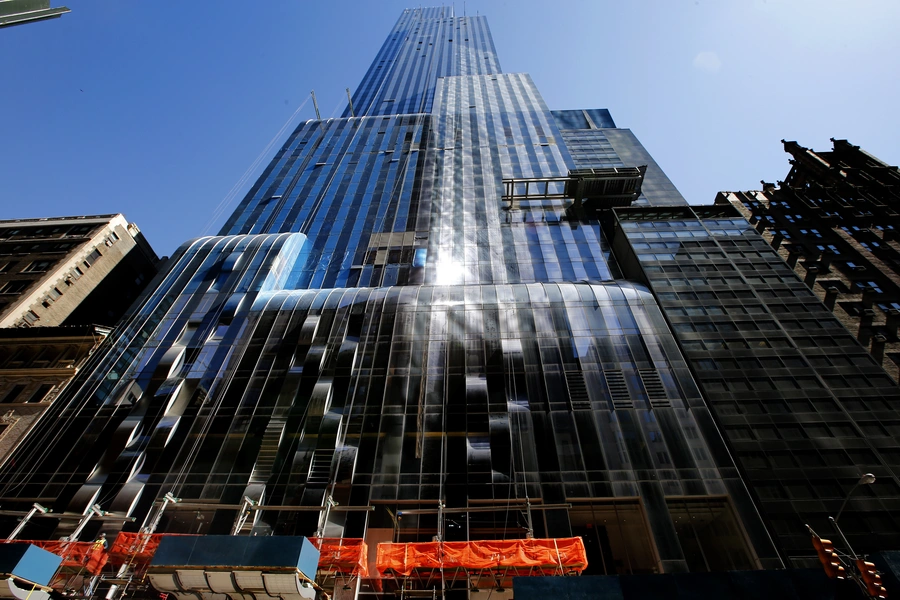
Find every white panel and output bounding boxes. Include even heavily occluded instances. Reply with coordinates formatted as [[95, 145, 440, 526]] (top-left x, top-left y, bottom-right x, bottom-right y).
[[205, 572, 238, 594], [262, 573, 300, 595], [262, 573, 314, 599], [3, 580, 50, 600], [147, 574, 180, 593], [233, 571, 266, 592], [176, 570, 210, 591]]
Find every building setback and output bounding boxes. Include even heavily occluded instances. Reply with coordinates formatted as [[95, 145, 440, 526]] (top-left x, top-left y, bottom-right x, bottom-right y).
[[0, 7, 898, 600]]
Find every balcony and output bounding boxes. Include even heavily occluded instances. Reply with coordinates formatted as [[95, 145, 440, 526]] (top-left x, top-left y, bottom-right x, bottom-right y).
[[502, 166, 646, 217]]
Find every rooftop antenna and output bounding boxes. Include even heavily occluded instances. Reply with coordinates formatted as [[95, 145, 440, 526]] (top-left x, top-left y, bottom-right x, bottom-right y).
[[311, 90, 321, 120], [346, 88, 355, 118]]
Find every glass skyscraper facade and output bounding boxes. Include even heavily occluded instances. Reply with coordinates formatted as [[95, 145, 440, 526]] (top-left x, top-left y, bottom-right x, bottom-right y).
[[3, 6, 900, 597]]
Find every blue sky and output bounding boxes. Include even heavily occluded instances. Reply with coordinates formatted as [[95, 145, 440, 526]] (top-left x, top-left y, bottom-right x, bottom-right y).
[[2, 0, 897, 256]]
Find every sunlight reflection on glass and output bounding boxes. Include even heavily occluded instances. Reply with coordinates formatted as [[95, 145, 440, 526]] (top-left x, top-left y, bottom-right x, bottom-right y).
[[434, 260, 466, 285]]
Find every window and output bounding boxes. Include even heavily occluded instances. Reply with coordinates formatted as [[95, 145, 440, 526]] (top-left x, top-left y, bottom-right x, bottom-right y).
[[1, 384, 26, 403], [23, 260, 54, 273], [27, 384, 54, 403], [667, 497, 757, 572], [84, 248, 102, 266], [68, 224, 93, 236], [0, 280, 30, 294], [569, 500, 659, 575]]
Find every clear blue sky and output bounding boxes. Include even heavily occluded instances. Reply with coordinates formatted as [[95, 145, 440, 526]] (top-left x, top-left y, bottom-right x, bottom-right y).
[[2, 0, 897, 256]]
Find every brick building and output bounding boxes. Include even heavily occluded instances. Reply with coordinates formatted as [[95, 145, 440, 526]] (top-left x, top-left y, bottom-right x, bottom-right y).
[[719, 139, 900, 381]]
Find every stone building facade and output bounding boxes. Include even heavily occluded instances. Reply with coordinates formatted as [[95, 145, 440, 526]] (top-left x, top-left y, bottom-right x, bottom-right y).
[[719, 139, 900, 381]]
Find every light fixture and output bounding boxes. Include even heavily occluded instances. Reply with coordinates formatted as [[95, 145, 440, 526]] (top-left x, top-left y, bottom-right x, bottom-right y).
[[835, 473, 876, 522]]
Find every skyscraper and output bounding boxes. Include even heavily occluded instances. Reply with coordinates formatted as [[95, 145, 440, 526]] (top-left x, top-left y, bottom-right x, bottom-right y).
[[2, 7, 899, 599]]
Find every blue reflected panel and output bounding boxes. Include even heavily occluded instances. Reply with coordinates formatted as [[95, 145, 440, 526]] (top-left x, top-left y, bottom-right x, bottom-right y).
[[413, 248, 427, 267], [0, 544, 63, 586]]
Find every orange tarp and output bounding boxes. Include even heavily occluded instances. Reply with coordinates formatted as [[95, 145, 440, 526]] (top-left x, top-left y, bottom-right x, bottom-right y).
[[107, 532, 198, 566], [10, 541, 108, 576], [376, 537, 587, 577], [107, 532, 165, 566], [314, 538, 369, 577]]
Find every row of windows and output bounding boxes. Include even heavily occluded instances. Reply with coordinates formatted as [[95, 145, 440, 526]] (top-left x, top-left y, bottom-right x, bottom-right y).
[[726, 422, 862, 441], [0, 383, 55, 404], [0, 223, 97, 240]]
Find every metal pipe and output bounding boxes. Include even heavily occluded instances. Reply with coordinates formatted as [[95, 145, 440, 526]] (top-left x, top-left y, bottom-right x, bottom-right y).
[[835, 473, 876, 523], [316, 495, 338, 538], [525, 499, 534, 539], [311, 90, 321, 120], [397, 503, 572, 516], [346, 88, 355, 118], [65, 504, 105, 542], [143, 492, 181, 535], [155, 502, 374, 512], [6, 503, 49, 541]]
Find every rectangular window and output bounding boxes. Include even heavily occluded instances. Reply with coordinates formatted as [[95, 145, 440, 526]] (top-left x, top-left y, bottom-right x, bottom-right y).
[[1, 384, 26, 403], [27, 384, 54, 403], [23, 260, 54, 273], [667, 497, 757, 572], [0, 280, 30, 294], [84, 248, 102, 266]]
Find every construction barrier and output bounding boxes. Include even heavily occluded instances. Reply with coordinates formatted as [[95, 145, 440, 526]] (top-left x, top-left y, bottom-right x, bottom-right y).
[[376, 537, 588, 577], [314, 538, 369, 577], [10, 540, 108, 576], [107, 532, 166, 566]]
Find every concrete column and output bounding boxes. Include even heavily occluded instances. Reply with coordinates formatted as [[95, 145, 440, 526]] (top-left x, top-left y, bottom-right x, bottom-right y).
[[770, 232, 784, 251], [857, 308, 876, 345], [824, 287, 840, 310], [786, 249, 800, 268], [804, 265, 819, 288], [886, 309, 900, 337], [872, 334, 887, 362]]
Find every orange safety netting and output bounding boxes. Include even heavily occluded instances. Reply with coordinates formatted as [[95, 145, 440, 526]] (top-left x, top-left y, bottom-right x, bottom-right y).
[[9, 541, 108, 576], [376, 537, 587, 577], [106, 532, 166, 566], [314, 538, 369, 577]]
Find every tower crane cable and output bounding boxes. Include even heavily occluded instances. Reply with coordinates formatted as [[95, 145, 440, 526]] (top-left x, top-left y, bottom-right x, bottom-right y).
[[201, 94, 313, 237]]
